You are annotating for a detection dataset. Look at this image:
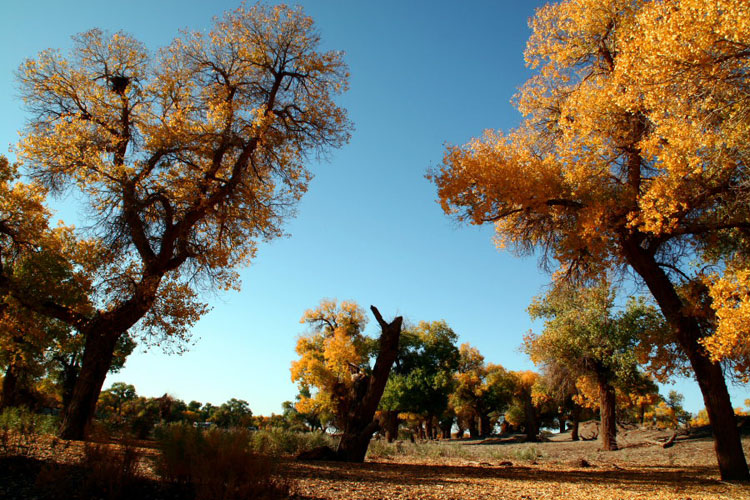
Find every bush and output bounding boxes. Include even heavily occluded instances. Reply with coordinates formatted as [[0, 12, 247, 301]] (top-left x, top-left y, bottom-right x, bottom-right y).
[[249, 428, 336, 456], [78, 441, 144, 500], [0, 406, 59, 457], [514, 445, 543, 461], [366, 440, 469, 460], [0, 406, 59, 435], [153, 422, 290, 500]]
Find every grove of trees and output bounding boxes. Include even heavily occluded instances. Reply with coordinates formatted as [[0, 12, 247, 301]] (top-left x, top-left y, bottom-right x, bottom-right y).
[[1, 0, 749, 483]]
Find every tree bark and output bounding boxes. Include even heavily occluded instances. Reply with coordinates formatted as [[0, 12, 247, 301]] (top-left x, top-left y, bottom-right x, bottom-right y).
[[559, 414, 566, 434], [334, 306, 402, 462], [622, 235, 750, 480], [597, 375, 618, 451], [468, 420, 479, 438], [59, 328, 119, 439], [524, 396, 539, 442], [382, 410, 399, 443], [571, 405, 581, 441], [0, 363, 20, 409], [479, 413, 492, 437]]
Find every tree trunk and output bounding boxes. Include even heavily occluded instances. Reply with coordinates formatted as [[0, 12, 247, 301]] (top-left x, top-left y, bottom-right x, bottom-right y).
[[382, 410, 399, 443], [622, 235, 750, 480], [479, 413, 492, 437], [468, 420, 479, 438], [0, 363, 20, 409], [440, 421, 452, 439], [334, 306, 402, 462], [524, 396, 539, 442], [597, 375, 618, 451], [559, 413, 566, 434], [639, 403, 646, 427], [59, 328, 120, 439], [571, 405, 581, 441]]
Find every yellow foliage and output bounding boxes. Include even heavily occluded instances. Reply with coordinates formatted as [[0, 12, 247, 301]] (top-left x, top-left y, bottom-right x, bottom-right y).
[[290, 299, 370, 428]]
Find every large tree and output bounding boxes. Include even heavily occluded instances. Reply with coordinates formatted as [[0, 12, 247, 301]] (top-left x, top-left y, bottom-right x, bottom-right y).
[[430, 0, 750, 480], [14, 4, 351, 439]]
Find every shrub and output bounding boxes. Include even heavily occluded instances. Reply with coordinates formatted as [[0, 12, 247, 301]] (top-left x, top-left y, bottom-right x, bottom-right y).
[[249, 428, 336, 456], [514, 445, 543, 461], [153, 422, 290, 500], [0, 406, 59, 457], [79, 441, 144, 500]]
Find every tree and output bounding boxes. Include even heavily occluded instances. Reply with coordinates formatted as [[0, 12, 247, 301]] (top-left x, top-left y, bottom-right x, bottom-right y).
[[379, 320, 460, 440], [0, 155, 95, 410], [291, 299, 372, 428], [449, 343, 515, 438], [210, 398, 253, 428], [532, 360, 584, 439], [291, 299, 401, 461], [525, 283, 658, 450], [15, 4, 351, 439], [430, 0, 750, 479], [97, 382, 136, 418]]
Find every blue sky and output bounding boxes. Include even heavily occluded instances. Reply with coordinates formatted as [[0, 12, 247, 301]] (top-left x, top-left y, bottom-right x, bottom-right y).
[[2, 0, 746, 416]]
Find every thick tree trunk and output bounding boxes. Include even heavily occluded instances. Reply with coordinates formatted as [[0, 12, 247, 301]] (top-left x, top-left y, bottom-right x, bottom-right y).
[[524, 396, 539, 442], [382, 410, 399, 442], [60, 356, 79, 412], [468, 420, 479, 438], [59, 328, 119, 439], [334, 306, 402, 462], [559, 414, 566, 434], [479, 413, 492, 437], [440, 421, 452, 439], [639, 403, 646, 427], [597, 375, 618, 451], [571, 405, 581, 441], [622, 235, 750, 480], [0, 363, 20, 409], [58, 275, 162, 440]]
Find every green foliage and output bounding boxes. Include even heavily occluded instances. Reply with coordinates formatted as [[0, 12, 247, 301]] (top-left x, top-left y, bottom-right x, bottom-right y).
[[381, 320, 460, 418], [210, 398, 253, 428], [0, 406, 59, 435], [0, 406, 59, 457], [514, 445, 543, 462], [525, 282, 661, 390], [249, 428, 336, 456]]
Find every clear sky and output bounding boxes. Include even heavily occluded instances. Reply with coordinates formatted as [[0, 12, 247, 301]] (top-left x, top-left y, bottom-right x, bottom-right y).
[[1, 0, 747, 416]]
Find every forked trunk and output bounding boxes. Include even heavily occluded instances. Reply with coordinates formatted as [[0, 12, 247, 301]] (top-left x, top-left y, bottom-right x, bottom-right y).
[[597, 375, 618, 451], [334, 306, 402, 462]]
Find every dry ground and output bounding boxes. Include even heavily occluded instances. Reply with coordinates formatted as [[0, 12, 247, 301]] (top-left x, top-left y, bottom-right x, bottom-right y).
[[5, 427, 750, 499], [289, 428, 750, 500]]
